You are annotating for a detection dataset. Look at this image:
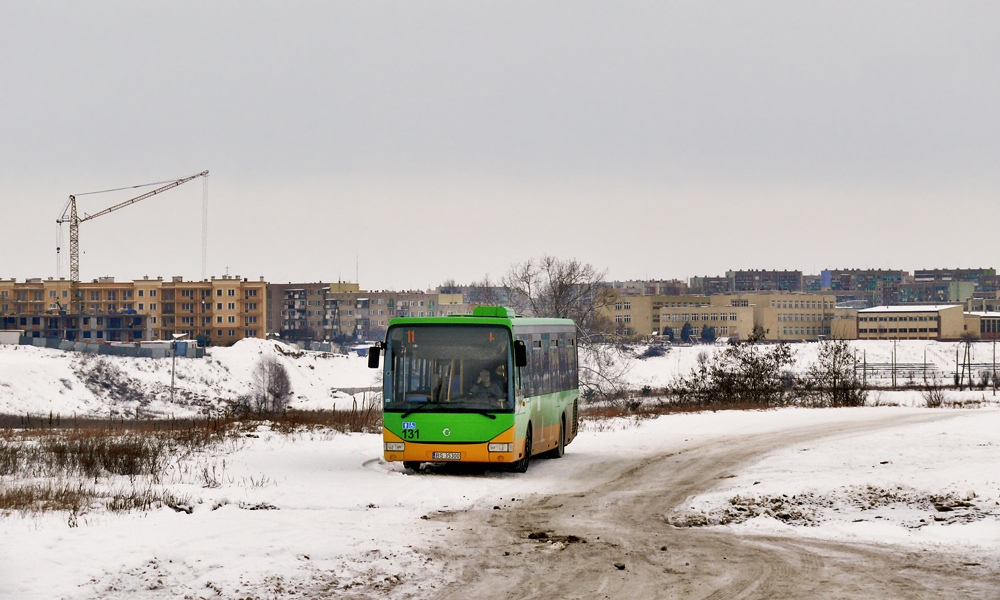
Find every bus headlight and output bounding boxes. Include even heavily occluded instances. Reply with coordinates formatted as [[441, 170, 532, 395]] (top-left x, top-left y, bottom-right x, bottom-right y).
[[488, 443, 513, 453], [385, 442, 405, 452]]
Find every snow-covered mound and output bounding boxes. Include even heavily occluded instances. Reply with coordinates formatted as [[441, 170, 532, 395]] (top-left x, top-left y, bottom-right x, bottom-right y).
[[0, 339, 381, 418]]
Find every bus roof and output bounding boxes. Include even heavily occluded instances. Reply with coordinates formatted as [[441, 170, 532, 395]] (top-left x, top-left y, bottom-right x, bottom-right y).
[[386, 306, 575, 330]]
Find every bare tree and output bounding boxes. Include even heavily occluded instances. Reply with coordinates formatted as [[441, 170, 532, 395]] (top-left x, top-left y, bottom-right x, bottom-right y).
[[251, 355, 293, 414], [494, 256, 632, 402], [467, 274, 507, 308], [438, 279, 461, 294], [499, 255, 614, 331], [578, 339, 634, 402]]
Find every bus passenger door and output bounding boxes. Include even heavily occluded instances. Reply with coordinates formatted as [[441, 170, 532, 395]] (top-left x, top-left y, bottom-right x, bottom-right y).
[[515, 337, 537, 453]]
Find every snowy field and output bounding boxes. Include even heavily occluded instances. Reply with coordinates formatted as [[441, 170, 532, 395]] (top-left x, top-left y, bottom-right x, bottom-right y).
[[1, 339, 999, 598], [3, 337, 999, 418]]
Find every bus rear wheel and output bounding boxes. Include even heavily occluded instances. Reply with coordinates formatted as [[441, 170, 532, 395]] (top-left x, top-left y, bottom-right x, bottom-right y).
[[546, 419, 565, 459], [403, 461, 421, 471], [513, 427, 532, 473]]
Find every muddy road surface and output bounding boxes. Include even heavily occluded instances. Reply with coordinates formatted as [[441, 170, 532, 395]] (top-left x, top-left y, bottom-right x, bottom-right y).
[[412, 412, 999, 600]]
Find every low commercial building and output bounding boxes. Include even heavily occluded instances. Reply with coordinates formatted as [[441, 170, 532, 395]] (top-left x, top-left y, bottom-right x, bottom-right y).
[[965, 312, 1000, 341], [856, 305, 965, 341], [601, 293, 718, 338], [658, 299, 755, 341], [656, 292, 837, 342]]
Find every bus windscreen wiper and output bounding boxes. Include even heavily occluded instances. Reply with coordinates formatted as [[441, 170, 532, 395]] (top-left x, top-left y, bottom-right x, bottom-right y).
[[401, 403, 435, 419]]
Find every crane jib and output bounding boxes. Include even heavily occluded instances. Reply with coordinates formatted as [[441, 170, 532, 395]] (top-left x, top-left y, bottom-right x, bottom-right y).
[[56, 170, 209, 307]]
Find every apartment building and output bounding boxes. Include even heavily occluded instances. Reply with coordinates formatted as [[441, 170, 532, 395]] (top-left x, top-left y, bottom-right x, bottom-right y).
[[333, 290, 438, 340], [437, 292, 472, 316], [0, 276, 267, 345], [264, 282, 445, 341], [119, 275, 266, 345], [913, 268, 995, 286], [265, 282, 357, 341], [727, 270, 803, 293], [608, 280, 689, 297], [688, 276, 732, 296], [820, 269, 908, 306], [967, 294, 1000, 313], [898, 281, 975, 304], [977, 275, 1000, 295]]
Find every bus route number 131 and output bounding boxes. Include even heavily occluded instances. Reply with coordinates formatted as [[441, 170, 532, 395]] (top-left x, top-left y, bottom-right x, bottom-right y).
[[402, 422, 419, 439]]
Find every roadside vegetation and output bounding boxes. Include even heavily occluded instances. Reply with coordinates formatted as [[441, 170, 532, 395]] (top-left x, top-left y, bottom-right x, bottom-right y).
[[0, 403, 381, 520], [581, 335, 998, 427]]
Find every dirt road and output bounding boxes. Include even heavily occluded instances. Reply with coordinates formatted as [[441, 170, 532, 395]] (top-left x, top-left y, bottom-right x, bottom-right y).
[[414, 412, 999, 600]]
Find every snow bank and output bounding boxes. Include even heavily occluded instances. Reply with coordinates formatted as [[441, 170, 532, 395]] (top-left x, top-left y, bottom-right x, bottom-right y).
[[0, 339, 381, 418]]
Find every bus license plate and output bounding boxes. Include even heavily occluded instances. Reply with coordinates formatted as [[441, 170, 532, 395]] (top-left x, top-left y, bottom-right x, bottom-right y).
[[432, 452, 461, 460]]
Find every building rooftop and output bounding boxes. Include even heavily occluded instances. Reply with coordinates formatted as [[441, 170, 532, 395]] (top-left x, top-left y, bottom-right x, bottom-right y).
[[858, 304, 961, 313]]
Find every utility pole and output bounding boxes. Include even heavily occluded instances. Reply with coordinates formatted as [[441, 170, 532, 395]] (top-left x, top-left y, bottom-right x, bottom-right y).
[[892, 339, 897, 389], [171, 340, 177, 404], [171, 333, 188, 404]]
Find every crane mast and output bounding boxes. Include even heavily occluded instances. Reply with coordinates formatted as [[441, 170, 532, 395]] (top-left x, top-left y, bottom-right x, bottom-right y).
[[57, 170, 209, 313]]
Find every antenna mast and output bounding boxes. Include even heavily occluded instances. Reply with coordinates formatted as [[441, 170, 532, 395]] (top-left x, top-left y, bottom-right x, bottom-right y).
[[201, 174, 209, 280]]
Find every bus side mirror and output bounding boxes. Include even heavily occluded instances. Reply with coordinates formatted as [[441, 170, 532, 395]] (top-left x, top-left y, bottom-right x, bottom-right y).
[[368, 342, 384, 369], [514, 340, 527, 367]]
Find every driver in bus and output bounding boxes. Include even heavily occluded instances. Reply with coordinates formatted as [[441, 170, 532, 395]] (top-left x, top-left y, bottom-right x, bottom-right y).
[[470, 368, 504, 404]]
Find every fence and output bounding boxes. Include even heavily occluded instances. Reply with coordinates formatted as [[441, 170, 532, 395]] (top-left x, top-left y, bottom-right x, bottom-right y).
[[855, 361, 998, 386], [13, 336, 205, 359]]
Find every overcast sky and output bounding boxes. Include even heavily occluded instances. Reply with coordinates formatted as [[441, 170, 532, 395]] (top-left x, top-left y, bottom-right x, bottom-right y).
[[2, 2, 998, 290]]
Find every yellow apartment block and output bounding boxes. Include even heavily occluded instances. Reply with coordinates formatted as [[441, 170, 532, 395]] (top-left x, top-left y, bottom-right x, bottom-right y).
[[0, 275, 267, 346]]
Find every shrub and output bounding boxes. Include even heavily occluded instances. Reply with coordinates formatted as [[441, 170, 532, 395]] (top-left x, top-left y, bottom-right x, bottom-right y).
[[922, 374, 948, 408], [638, 345, 667, 360], [802, 340, 867, 407], [667, 340, 795, 408]]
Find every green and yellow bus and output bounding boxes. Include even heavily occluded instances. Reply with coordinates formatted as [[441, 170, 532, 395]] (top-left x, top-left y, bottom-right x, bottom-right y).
[[368, 306, 579, 472]]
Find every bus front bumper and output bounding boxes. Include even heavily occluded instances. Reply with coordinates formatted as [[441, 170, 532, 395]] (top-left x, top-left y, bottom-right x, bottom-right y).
[[383, 429, 522, 464]]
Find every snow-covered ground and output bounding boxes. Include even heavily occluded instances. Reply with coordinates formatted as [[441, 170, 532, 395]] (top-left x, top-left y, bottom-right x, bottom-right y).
[[3, 338, 998, 418], [0, 339, 379, 418], [1, 339, 999, 598], [626, 338, 1000, 392]]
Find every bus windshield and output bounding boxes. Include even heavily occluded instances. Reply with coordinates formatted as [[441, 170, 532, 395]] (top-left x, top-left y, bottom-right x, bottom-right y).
[[384, 324, 512, 413]]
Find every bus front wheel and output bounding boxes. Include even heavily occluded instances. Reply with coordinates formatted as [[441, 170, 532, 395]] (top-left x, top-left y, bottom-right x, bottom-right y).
[[513, 427, 532, 473], [403, 461, 421, 471]]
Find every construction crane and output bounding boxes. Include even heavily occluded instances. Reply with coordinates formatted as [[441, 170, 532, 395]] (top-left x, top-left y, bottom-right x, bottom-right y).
[[56, 170, 209, 312]]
